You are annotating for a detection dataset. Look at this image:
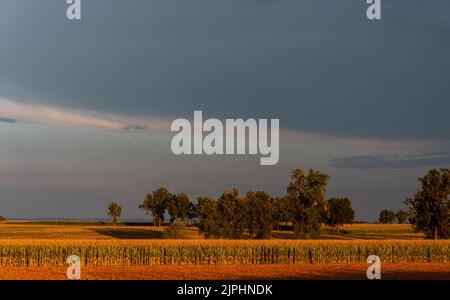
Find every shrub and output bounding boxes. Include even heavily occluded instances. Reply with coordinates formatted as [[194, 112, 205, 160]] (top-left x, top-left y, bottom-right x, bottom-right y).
[[163, 222, 186, 239]]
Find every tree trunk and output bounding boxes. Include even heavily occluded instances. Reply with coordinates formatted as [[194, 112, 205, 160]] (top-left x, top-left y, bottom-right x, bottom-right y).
[[434, 226, 438, 240]]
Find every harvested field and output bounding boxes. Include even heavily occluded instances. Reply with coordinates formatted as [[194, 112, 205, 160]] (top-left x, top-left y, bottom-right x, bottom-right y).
[[0, 263, 448, 280]]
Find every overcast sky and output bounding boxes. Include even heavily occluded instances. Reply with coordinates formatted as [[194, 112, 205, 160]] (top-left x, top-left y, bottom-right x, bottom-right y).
[[0, 0, 449, 221]]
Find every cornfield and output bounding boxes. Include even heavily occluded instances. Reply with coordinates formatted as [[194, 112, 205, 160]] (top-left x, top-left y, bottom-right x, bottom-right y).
[[0, 240, 448, 267]]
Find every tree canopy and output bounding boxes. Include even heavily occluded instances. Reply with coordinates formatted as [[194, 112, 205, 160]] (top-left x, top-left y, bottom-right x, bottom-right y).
[[379, 210, 396, 224], [395, 210, 409, 224], [139, 187, 172, 227], [246, 190, 275, 239], [405, 168, 449, 239], [107, 202, 122, 225], [287, 169, 329, 238], [326, 197, 355, 232], [167, 193, 191, 223]]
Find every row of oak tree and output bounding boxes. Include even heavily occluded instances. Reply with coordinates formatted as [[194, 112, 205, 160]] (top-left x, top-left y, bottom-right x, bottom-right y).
[[107, 168, 449, 239]]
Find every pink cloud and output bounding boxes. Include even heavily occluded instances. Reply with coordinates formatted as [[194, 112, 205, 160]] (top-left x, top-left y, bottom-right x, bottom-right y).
[[0, 98, 170, 133]]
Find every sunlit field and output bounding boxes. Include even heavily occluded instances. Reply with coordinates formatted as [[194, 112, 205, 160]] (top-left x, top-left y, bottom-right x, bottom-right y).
[[0, 221, 447, 280], [0, 222, 423, 240], [0, 239, 448, 267], [0, 222, 202, 240]]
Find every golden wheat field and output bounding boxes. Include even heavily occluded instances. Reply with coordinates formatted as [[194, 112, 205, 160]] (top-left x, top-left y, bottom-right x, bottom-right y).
[[0, 222, 448, 279]]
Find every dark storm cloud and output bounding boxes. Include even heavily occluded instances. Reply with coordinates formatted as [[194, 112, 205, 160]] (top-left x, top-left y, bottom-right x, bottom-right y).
[[0, 0, 449, 139], [0, 117, 16, 123], [331, 153, 450, 170]]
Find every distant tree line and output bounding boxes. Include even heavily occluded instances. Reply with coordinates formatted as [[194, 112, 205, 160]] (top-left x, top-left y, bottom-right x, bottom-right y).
[[137, 168, 355, 239], [378, 209, 408, 224], [106, 168, 448, 240]]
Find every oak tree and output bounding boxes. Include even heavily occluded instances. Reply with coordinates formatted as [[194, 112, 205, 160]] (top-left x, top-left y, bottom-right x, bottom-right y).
[[405, 168, 449, 239]]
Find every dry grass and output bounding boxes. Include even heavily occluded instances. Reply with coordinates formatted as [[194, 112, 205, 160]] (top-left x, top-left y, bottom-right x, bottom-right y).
[[322, 224, 424, 239], [0, 223, 203, 240], [0, 222, 423, 240]]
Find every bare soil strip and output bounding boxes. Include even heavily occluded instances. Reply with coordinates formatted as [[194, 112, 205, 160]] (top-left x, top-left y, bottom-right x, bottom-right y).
[[0, 263, 448, 280]]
